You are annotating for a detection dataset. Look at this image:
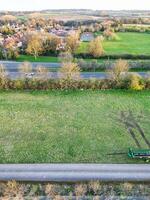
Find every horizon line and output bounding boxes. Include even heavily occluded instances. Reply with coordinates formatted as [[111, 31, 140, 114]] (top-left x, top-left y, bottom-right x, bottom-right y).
[[0, 8, 150, 12]]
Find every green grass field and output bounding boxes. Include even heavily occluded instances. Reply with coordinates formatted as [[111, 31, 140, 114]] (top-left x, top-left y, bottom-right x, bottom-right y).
[[77, 32, 150, 55], [0, 90, 150, 164], [16, 55, 59, 62]]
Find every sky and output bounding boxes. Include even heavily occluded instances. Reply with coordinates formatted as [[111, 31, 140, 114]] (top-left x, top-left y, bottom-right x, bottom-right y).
[[0, 0, 150, 11]]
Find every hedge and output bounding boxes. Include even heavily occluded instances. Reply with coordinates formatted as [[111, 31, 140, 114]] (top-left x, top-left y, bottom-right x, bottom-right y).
[[75, 53, 150, 60]]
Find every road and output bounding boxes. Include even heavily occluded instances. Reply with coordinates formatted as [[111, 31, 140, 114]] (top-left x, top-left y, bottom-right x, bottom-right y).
[[0, 164, 149, 182], [0, 61, 148, 79], [7, 72, 110, 79], [7, 71, 148, 80], [0, 61, 61, 71]]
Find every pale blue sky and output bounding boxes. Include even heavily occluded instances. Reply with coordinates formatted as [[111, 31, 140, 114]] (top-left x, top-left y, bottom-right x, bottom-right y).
[[0, 0, 150, 11]]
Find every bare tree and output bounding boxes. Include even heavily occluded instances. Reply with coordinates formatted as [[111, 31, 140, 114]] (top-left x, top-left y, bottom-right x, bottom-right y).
[[88, 36, 104, 58], [108, 59, 129, 83], [36, 65, 50, 80], [59, 62, 80, 80], [66, 33, 80, 54]]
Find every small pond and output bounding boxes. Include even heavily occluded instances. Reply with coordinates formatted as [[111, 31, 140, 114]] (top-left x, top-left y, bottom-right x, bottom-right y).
[[80, 32, 94, 42]]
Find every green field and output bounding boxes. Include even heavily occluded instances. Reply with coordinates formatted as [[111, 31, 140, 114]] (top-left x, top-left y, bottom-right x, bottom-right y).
[[16, 55, 59, 62], [0, 90, 150, 164], [77, 32, 150, 55]]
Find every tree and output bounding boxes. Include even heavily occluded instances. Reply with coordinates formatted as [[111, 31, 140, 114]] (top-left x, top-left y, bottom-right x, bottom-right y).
[[28, 14, 46, 29], [3, 39, 19, 60], [36, 65, 49, 80], [44, 34, 61, 54], [0, 64, 8, 89], [108, 59, 129, 84], [26, 34, 43, 59], [59, 62, 80, 80], [88, 37, 104, 58], [66, 33, 80, 54], [0, 15, 17, 25], [103, 28, 119, 41], [0, 25, 15, 35], [0, 64, 7, 78]]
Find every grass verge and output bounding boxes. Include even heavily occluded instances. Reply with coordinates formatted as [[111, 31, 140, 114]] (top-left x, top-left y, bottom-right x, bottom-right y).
[[16, 55, 59, 62]]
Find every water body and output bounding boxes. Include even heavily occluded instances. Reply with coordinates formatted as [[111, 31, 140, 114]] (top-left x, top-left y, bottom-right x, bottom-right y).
[[80, 32, 94, 42]]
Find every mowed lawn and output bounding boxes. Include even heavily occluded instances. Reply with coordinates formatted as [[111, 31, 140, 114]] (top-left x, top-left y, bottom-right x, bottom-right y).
[[0, 90, 150, 163], [16, 55, 59, 62], [77, 32, 150, 55]]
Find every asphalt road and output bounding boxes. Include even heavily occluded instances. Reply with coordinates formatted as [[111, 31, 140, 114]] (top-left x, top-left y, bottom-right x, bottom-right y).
[[0, 61, 61, 71], [0, 61, 148, 79], [0, 164, 149, 182], [7, 72, 109, 79], [7, 71, 148, 80]]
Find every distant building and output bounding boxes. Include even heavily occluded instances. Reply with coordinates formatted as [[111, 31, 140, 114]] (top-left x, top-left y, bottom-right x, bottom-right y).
[[49, 28, 76, 39]]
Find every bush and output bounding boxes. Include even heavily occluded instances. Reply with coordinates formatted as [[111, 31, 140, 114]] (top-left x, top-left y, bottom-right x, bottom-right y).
[[0, 181, 149, 198], [0, 76, 147, 91], [4, 181, 25, 199], [59, 62, 81, 81], [75, 53, 150, 60], [128, 73, 145, 90], [74, 183, 87, 196], [77, 59, 106, 72], [36, 65, 50, 80], [108, 59, 129, 87], [145, 73, 150, 89], [0, 64, 9, 89], [88, 36, 104, 58], [103, 29, 120, 41], [13, 79, 25, 90], [117, 25, 150, 33], [77, 59, 150, 72]]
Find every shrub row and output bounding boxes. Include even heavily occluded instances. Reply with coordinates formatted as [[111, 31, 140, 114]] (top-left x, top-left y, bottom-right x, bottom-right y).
[[0, 75, 150, 90], [76, 53, 150, 60], [116, 27, 150, 34], [78, 59, 150, 72], [0, 180, 149, 199]]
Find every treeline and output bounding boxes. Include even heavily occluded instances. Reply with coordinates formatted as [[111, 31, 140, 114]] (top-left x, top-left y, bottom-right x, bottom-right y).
[[0, 31, 80, 60], [116, 25, 150, 34]]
